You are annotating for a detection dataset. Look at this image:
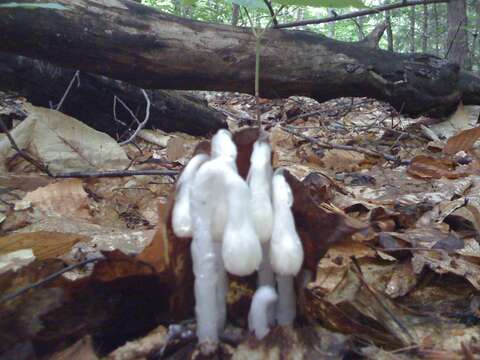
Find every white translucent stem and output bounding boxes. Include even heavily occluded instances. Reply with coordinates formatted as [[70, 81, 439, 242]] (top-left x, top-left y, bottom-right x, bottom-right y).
[[191, 229, 218, 343], [172, 153, 209, 237], [248, 286, 278, 340], [248, 140, 273, 243], [222, 173, 262, 276], [276, 274, 296, 326], [258, 242, 275, 288], [213, 242, 227, 332]]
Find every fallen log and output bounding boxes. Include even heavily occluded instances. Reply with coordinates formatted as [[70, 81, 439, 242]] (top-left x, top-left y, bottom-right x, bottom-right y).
[[0, 53, 227, 136], [0, 0, 479, 117]]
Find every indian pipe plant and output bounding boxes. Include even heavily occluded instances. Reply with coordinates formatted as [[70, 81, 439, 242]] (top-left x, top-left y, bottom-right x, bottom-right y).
[[170, 0, 367, 351]]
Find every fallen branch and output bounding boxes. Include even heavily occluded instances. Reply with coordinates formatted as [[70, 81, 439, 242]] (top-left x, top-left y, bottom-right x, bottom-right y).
[[274, 0, 448, 29], [53, 169, 178, 178], [281, 125, 400, 162], [0, 257, 102, 303]]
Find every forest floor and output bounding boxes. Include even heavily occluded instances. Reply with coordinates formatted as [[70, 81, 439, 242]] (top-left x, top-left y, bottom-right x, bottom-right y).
[[1, 90, 480, 359]]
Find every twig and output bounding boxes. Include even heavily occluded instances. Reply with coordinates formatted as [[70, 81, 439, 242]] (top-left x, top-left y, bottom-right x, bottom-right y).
[[0, 117, 53, 176], [274, 0, 448, 29], [281, 125, 399, 162], [0, 257, 103, 303], [263, 0, 278, 26], [351, 257, 416, 345], [53, 169, 178, 178], [56, 70, 80, 111], [117, 89, 151, 146]]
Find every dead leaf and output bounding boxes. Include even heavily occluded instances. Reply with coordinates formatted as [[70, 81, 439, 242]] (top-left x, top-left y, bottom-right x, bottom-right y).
[[444, 127, 480, 155], [49, 336, 98, 360], [0, 104, 130, 172], [22, 179, 91, 219], [321, 149, 366, 172], [106, 325, 167, 360], [0, 231, 88, 259], [385, 261, 417, 298], [407, 155, 464, 179]]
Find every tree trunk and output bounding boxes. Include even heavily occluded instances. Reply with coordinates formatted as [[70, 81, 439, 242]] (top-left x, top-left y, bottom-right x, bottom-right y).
[[447, 0, 469, 67], [472, 0, 480, 72], [422, 3, 429, 53], [232, 4, 240, 26], [433, 3, 440, 56], [385, 0, 394, 51], [0, 53, 227, 136], [410, 6, 416, 53], [0, 0, 479, 117]]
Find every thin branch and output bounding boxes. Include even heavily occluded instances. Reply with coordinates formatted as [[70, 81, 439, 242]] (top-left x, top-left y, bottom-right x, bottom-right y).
[[274, 0, 448, 29], [56, 70, 80, 111], [0, 117, 53, 176], [263, 0, 278, 26], [115, 89, 151, 146], [281, 125, 400, 162], [0, 257, 102, 303], [53, 169, 178, 178], [351, 257, 416, 345]]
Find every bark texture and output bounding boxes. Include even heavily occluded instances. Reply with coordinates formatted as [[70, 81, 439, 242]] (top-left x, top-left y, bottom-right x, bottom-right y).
[[0, 0, 479, 117], [0, 53, 226, 136], [447, 0, 469, 67]]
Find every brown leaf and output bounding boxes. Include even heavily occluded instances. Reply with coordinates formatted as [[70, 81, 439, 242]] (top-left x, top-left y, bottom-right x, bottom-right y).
[[444, 127, 480, 155], [285, 171, 366, 272], [0, 231, 88, 259], [407, 155, 463, 179], [49, 336, 98, 360], [22, 179, 92, 219]]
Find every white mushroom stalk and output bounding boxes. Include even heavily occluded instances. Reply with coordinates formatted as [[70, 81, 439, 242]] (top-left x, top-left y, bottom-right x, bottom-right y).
[[172, 153, 209, 238], [248, 140, 275, 289], [270, 169, 304, 326], [175, 129, 263, 346], [248, 286, 278, 340]]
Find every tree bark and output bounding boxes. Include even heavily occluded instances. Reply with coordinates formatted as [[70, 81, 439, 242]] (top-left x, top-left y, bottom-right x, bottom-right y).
[[410, 6, 416, 53], [0, 0, 479, 118], [231, 4, 240, 26], [433, 3, 440, 56], [422, 3, 429, 53], [0, 53, 227, 136], [385, 0, 394, 52], [447, 0, 469, 67]]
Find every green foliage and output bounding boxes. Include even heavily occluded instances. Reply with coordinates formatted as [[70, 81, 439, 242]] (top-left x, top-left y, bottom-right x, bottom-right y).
[[272, 0, 366, 8], [230, 0, 267, 9], [0, 2, 69, 9]]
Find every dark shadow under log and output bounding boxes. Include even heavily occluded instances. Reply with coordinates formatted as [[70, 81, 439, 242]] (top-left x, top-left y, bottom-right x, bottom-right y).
[[0, 53, 227, 137]]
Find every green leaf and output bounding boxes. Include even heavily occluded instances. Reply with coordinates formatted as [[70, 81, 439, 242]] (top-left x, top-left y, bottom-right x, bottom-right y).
[[0, 2, 69, 10], [181, 0, 197, 6], [230, 0, 267, 9], [272, 0, 366, 8]]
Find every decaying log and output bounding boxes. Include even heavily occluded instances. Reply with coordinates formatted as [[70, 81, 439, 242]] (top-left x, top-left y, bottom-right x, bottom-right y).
[[0, 0, 479, 117], [0, 53, 226, 136]]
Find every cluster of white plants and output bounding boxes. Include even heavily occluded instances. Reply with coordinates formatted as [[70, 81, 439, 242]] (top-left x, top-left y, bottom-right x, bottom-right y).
[[172, 129, 304, 346]]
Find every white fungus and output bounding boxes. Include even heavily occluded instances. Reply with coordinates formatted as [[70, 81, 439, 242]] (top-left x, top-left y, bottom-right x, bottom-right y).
[[247, 140, 274, 243], [185, 129, 262, 345], [222, 170, 263, 276], [248, 140, 275, 290], [270, 169, 304, 326], [248, 286, 278, 340], [172, 153, 209, 238]]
